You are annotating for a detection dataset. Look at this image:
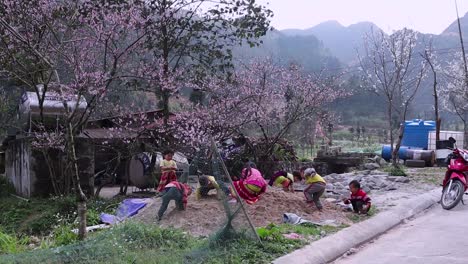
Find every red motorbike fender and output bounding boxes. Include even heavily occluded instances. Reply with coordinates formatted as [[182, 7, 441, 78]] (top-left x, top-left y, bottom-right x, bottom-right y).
[[449, 171, 467, 185]]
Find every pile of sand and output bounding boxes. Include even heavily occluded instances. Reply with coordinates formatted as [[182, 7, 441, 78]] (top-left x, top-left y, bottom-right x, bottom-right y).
[[136, 187, 353, 237]]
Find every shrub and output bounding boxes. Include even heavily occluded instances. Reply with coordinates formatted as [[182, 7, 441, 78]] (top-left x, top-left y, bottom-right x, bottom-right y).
[[0, 176, 15, 197], [0, 231, 27, 254], [52, 225, 78, 247], [385, 166, 407, 176]]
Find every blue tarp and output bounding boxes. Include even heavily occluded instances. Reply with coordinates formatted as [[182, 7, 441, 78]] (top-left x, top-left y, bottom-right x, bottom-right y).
[[100, 198, 148, 224]]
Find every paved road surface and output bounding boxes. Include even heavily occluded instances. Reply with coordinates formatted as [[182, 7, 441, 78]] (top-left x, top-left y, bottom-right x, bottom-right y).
[[335, 202, 468, 264]]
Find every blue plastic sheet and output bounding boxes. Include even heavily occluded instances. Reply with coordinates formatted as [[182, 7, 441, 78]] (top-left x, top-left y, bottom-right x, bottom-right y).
[[100, 198, 148, 224]]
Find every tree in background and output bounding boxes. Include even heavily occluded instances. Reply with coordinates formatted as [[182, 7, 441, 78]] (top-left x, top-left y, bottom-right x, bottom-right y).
[[358, 28, 427, 167], [171, 59, 346, 175], [421, 41, 441, 141], [0, 0, 149, 239], [132, 0, 273, 127], [442, 56, 468, 148]]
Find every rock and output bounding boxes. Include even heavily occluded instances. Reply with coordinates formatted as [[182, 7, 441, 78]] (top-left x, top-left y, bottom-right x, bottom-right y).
[[353, 175, 363, 182], [334, 182, 345, 189], [364, 163, 380, 170], [374, 155, 382, 163], [30, 236, 40, 244], [363, 186, 371, 193], [387, 176, 398, 181], [325, 198, 337, 203], [346, 248, 358, 256], [339, 190, 350, 196], [326, 183, 335, 191], [395, 177, 410, 183], [385, 185, 398, 191]]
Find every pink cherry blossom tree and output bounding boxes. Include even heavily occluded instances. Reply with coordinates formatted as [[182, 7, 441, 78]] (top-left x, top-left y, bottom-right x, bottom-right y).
[[0, 0, 149, 239], [165, 59, 347, 175]]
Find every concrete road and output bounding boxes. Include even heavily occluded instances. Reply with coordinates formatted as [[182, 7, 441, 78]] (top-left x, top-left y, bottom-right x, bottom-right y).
[[335, 203, 468, 264]]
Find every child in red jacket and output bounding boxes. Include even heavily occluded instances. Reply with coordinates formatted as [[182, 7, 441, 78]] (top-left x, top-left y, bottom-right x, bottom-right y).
[[343, 180, 371, 214]]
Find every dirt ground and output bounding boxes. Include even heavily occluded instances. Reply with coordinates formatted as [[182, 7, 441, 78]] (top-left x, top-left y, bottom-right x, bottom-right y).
[[370, 167, 442, 211], [134, 187, 353, 237], [100, 168, 443, 237]]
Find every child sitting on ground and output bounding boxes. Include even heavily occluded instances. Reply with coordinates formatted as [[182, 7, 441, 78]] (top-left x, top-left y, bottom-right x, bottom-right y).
[[268, 170, 295, 192], [195, 175, 230, 200], [157, 181, 192, 221], [230, 162, 267, 204], [302, 167, 326, 211], [156, 149, 178, 193], [343, 180, 372, 214]]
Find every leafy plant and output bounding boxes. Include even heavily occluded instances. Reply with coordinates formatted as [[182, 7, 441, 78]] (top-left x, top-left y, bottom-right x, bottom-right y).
[[347, 206, 379, 223], [384, 166, 407, 176], [52, 225, 78, 247], [0, 231, 27, 254], [0, 176, 15, 197]]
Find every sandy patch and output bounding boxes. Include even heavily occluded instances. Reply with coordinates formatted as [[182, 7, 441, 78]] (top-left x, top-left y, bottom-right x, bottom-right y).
[[135, 187, 353, 237]]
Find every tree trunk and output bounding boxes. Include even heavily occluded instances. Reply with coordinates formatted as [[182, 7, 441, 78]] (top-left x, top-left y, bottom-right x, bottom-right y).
[[392, 124, 405, 168], [464, 118, 468, 149], [67, 122, 87, 240], [436, 118, 441, 142], [162, 90, 170, 127], [387, 103, 396, 166], [42, 150, 61, 196]]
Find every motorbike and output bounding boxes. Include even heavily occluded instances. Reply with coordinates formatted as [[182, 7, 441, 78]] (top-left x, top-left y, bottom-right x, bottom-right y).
[[441, 137, 468, 210]]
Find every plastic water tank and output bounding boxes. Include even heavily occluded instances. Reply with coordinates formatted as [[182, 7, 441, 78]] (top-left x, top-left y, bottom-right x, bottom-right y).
[[381, 145, 410, 161], [401, 119, 436, 149]]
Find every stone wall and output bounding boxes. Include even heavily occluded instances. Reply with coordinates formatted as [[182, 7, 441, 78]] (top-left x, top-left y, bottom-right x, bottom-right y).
[[5, 139, 33, 197], [5, 138, 95, 197]]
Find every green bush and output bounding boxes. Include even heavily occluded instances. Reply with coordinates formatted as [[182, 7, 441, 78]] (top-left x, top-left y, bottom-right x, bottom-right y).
[[384, 166, 407, 176], [52, 225, 78, 247], [0, 231, 27, 254], [0, 176, 15, 197]]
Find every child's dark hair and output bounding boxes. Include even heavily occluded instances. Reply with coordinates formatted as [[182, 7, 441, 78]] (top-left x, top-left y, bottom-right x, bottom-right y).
[[162, 149, 174, 156], [292, 171, 302, 181], [199, 176, 209, 187], [242, 162, 256, 179], [349, 180, 361, 189]]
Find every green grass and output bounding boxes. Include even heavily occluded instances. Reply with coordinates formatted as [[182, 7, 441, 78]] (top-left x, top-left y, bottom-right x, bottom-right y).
[[0, 176, 15, 198], [347, 206, 379, 223], [406, 167, 445, 186], [333, 140, 382, 154], [0, 221, 345, 264], [0, 195, 124, 237], [383, 166, 407, 176], [0, 191, 125, 255]]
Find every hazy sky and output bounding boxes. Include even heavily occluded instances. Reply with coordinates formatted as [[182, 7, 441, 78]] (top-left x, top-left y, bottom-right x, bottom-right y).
[[257, 0, 468, 34]]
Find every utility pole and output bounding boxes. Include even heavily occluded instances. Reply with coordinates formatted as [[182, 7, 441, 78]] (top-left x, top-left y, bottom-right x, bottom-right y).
[[455, 0, 468, 148]]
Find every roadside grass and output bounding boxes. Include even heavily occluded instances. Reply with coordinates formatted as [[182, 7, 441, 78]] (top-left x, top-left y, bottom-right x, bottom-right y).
[[0, 221, 345, 264], [406, 167, 445, 186], [0, 191, 124, 254], [347, 206, 379, 223], [383, 166, 407, 176]]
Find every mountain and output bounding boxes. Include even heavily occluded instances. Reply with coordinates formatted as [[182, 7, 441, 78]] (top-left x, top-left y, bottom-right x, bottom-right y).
[[234, 29, 341, 72], [282, 21, 382, 64], [441, 11, 468, 36]]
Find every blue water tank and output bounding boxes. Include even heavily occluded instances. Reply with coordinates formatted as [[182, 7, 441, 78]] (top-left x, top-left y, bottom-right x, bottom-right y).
[[401, 119, 436, 149], [381, 145, 410, 161]]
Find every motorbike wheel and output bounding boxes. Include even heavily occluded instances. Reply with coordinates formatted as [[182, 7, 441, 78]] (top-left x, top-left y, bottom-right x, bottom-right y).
[[441, 179, 464, 210]]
